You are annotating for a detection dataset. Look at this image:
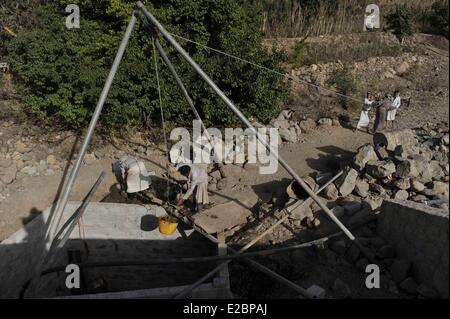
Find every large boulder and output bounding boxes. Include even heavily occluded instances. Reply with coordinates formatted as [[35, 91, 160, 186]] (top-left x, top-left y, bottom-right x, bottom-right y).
[[394, 190, 409, 201], [375, 145, 389, 160], [272, 119, 291, 130], [395, 160, 417, 179], [408, 156, 440, 183], [362, 195, 383, 210], [411, 180, 425, 192], [374, 130, 417, 152], [323, 183, 339, 200], [354, 178, 370, 197], [370, 182, 386, 195], [366, 160, 396, 178], [299, 118, 317, 133], [429, 161, 445, 181], [393, 178, 411, 190], [352, 144, 378, 171], [441, 134, 449, 146], [431, 181, 449, 196], [279, 127, 298, 143], [336, 167, 359, 197]]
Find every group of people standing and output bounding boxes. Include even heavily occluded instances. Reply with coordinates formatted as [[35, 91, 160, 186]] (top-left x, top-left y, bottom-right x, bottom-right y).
[[357, 90, 402, 133]]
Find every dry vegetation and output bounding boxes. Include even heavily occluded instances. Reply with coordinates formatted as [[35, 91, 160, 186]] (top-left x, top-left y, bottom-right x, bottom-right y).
[[256, 0, 445, 38]]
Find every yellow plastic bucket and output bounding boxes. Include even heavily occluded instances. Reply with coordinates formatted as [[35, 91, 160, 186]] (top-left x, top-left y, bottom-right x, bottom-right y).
[[159, 215, 178, 235]]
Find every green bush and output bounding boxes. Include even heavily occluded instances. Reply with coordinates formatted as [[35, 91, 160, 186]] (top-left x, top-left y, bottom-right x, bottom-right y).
[[386, 4, 415, 43], [291, 36, 308, 68], [6, 0, 288, 130], [326, 63, 359, 110], [428, 0, 449, 38]]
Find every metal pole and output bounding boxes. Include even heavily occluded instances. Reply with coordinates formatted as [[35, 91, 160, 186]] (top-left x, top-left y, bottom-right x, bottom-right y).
[[168, 205, 314, 298], [174, 170, 342, 299], [41, 237, 327, 275], [41, 172, 106, 279], [46, 13, 137, 244], [136, 2, 355, 242], [154, 39, 212, 140], [54, 172, 106, 250], [26, 13, 137, 298]]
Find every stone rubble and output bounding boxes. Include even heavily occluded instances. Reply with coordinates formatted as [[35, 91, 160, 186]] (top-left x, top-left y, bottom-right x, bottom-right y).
[[1, 109, 448, 298], [316, 127, 448, 299], [0, 128, 102, 202]]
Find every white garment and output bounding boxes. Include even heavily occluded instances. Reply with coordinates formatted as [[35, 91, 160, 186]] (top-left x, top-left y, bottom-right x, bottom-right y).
[[170, 140, 191, 165], [357, 98, 373, 129], [176, 163, 208, 200], [387, 96, 401, 121], [357, 111, 370, 129], [113, 157, 153, 193]]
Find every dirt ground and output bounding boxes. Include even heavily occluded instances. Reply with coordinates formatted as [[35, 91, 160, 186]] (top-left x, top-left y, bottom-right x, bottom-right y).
[[0, 125, 371, 240]]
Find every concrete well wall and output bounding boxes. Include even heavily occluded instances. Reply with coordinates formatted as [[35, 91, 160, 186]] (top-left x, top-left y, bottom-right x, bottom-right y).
[[0, 202, 221, 298], [378, 199, 449, 298]]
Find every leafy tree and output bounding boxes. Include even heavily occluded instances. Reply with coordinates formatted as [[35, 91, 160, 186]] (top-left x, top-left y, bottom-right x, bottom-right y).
[[291, 35, 308, 68], [386, 4, 415, 43], [6, 0, 288, 130], [428, 0, 449, 38]]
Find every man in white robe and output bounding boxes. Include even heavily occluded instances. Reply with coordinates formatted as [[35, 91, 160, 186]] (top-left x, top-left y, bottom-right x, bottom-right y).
[[175, 163, 210, 213], [357, 92, 374, 131], [112, 157, 153, 195], [387, 91, 401, 129]]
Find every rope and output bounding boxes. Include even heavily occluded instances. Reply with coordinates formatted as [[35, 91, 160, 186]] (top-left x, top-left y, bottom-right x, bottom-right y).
[[170, 32, 362, 103], [152, 37, 171, 201]]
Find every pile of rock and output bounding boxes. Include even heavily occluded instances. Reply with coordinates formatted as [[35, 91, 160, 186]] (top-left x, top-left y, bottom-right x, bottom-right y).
[[253, 112, 340, 144], [321, 129, 449, 214], [207, 163, 246, 192], [291, 52, 420, 89], [314, 128, 447, 298], [0, 133, 101, 201]]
